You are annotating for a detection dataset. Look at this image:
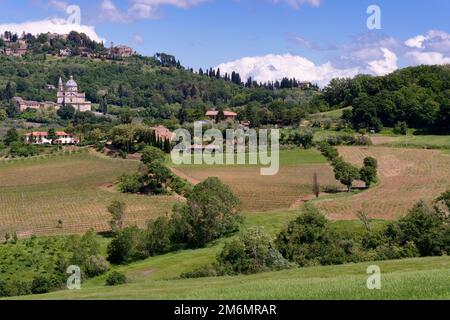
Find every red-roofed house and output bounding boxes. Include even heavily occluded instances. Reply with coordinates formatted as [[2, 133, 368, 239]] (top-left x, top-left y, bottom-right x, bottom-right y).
[[24, 131, 79, 145], [153, 125, 175, 142], [205, 109, 237, 122]]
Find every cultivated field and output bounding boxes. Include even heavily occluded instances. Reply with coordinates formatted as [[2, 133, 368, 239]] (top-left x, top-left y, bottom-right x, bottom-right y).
[[173, 149, 341, 212], [0, 151, 177, 238], [315, 146, 450, 219]]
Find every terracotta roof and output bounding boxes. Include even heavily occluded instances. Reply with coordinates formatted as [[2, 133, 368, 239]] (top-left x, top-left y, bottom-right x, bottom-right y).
[[205, 110, 237, 116], [25, 131, 72, 137]]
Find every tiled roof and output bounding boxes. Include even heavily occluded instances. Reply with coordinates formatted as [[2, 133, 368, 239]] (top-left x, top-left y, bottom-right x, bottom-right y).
[[205, 110, 237, 116]]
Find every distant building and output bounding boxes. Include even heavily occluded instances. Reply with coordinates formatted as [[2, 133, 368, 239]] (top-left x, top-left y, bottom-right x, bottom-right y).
[[57, 76, 92, 112], [205, 109, 237, 122], [108, 43, 135, 58], [47, 32, 68, 40], [154, 125, 175, 142], [14, 75, 92, 113], [24, 131, 79, 145], [13, 97, 59, 112], [59, 48, 72, 57], [2, 39, 27, 57]]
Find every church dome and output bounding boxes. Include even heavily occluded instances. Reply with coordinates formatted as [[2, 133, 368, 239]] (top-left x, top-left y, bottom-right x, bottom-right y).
[[65, 75, 78, 88]]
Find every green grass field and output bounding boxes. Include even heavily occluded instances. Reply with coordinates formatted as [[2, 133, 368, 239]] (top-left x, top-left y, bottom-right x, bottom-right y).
[[311, 107, 352, 120], [7, 209, 444, 300], [169, 148, 327, 167], [379, 134, 450, 149], [16, 256, 450, 300]]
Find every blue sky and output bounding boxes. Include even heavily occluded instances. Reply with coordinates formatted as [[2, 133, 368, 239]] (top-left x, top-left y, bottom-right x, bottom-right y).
[[0, 0, 449, 85]]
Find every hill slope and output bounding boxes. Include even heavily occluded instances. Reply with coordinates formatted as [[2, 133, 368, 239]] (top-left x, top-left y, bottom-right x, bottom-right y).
[[17, 256, 450, 300]]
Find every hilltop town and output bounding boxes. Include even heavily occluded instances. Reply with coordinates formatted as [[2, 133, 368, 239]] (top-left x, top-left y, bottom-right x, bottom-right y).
[[0, 31, 135, 59]]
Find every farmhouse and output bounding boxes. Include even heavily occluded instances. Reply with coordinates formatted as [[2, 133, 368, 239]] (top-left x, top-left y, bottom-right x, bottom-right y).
[[13, 97, 59, 112], [24, 131, 79, 145], [57, 76, 92, 112], [154, 125, 175, 142], [205, 109, 237, 122], [108, 43, 135, 58]]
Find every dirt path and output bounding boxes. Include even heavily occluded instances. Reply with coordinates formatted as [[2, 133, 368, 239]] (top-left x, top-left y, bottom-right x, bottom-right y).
[[170, 167, 200, 185]]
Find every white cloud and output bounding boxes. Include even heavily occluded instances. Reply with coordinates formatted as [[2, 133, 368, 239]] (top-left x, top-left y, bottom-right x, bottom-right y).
[[366, 48, 398, 76], [271, 0, 323, 9], [0, 18, 105, 42], [99, 0, 207, 22], [404, 30, 450, 66], [48, 0, 69, 11], [132, 34, 145, 45], [406, 51, 450, 66], [216, 53, 359, 87], [405, 35, 426, 49], [405, 30, 450, 53]]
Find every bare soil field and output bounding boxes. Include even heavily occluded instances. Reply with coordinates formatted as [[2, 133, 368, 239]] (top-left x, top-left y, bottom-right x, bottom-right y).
[[0, 153, 177, 238], [315, 146, 450, 220]]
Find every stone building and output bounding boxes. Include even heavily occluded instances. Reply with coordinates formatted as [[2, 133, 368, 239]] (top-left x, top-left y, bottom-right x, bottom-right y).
[[57, 76, 92, 112]]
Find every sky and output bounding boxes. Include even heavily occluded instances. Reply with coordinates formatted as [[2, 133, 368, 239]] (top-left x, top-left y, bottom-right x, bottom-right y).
[[0, 0, 449, 86]]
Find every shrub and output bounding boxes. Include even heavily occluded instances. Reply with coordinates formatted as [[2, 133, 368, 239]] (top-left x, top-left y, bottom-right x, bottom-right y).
[[144, 216, 174, 256], [31, 275, 61, 294], [141, 146, 165, 165], [167, 175, 193, 196], [395, 201, 446, 256], [317, 142, 339, 161], [0, 279, 32, 297], [105, 271, 127, 286], [219, 228, 289, 274], [107, 226, 145, 264], [84, 254, 110, 277], [181, 265, 219, 278], [171, 177, 242, 248], [290, 130, 314, 149], [118, 172, 143, 193], [393, 121, 408, 135]]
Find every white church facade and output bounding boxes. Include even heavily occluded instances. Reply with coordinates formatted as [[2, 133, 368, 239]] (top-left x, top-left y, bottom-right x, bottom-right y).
[[57, 75, 92, 112]]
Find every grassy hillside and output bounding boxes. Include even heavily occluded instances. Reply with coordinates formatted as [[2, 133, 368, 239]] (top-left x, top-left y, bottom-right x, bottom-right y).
[[378, 134, 450, 149], [17, 256, 450, 300]]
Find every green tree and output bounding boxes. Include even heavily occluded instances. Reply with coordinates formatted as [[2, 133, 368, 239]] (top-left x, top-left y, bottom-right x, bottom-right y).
[[218, 227, 288, 274], [4, 127, 19, 146], [107, 200, 126, 232], [171, 177, 241, 247], [395, 201, 446, 256], [333, 160, 360, 192], [118, 172, 143, 193], [360, 156, 378, 188], [2, 81, 15, 100], [57, 104, 76, 120], [0, 109, 7, 121], [144, 216, 174, 256], [107, 226, 144, 264], [275, 204, 345, 266], [141, 146, 166, 165], [100, 95, 108, 115], [48, 128, 57, 144]]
